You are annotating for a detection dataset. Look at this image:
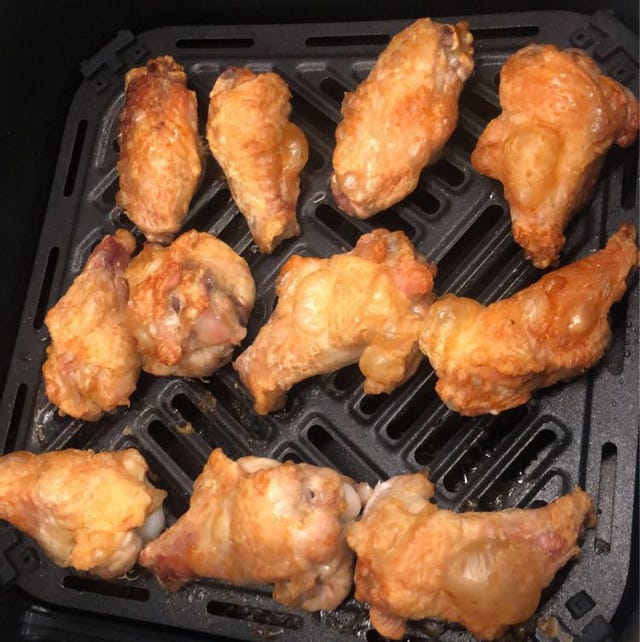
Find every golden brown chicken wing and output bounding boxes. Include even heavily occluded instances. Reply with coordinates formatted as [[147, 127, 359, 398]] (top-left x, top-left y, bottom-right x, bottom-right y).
[[420, 224, 639, 416], [125, 230, 255, 377], [234, 229, 436, 414], [117, 56, 203, 243], [0, 449, 166, 579], [43, 230, 140, 421], [471, 44, 639, 268], [207, 67, 308, 253], [330, 19, 474, 219], [347, 472, 594, 640], [139, 448, 370, 611]]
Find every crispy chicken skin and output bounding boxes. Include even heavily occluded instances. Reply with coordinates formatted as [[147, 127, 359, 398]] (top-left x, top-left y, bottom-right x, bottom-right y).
[[117, 56, 203, 243], [330, 19, 474, 219], [234, 229, 436, 414], [347, 473, 595, 640], [43, 230, 140, 421], [139, 449, 370, 611], [126, 230, 255, 377], [472, 45, 639, 268], [420, 224, 639, 416], [207, 67, 308, 253], [0, 449, 166, 579]]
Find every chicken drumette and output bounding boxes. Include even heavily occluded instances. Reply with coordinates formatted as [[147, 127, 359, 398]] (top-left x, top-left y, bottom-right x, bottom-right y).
[[420, 224, 639, 416], [347, 472, 594, 640], [43, 230, 140, 421], [139, 449, 370, 611], [471, 44, 639, 268], [207, 67, 308, 253], [117, 56, 203, 243], [0, 449, 166, 579], [234, 229, 436, 414], [126, 230, 255, 377], [331, 18, 474, 219]]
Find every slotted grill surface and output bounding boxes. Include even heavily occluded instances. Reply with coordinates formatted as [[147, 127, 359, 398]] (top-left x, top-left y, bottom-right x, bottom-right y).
[[0, 10, 638, 642]]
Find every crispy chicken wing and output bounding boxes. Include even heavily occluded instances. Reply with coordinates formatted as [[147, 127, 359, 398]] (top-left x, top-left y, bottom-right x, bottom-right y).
[[43, 230, 140, 421], [207, 67, 308, 253], [117, 56, 203, 243], [420, 224, 639, 416], [347, 473, 594, 640], [0, 449, 166, 579], [234, 229, 436, 414], [330, 19, 474, 219], [126, 230, 255, 377], [471, 44, 639, 268], [139, 449, 370, 611]]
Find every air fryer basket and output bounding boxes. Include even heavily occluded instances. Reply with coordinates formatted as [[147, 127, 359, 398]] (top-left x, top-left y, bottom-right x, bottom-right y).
[[0, 10, 637, 642]]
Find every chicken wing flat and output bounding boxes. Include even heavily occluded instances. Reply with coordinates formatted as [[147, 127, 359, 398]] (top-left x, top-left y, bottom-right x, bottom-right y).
[[420, 224, 639, 416], [117, 56, 203, 243], [43, 230, 140, 421], [126, 230, 255, 377], [207, 67, 308, 253], [472, 44, 639, 268], [139, 448, 370, 611], [330, 19, 474, 219], [234, 229, 436, 414], [0, 449, 166, 579], [347, 472, 594, 640]]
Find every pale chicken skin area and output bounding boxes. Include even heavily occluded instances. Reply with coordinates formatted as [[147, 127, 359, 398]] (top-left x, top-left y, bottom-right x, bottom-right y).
[[207, 67, 308, 254], [331, 18, 474, 219], [347, 473, 595, 640], [420, 224, 639, 416], [234, 229, 436, 414], [471, 44, 639, 268], [0, 449, 166, 579], [126, 230, 255, 378], [139, 449, 371, 611], [43, 229, 141, 421], [117, 56, 203, 243]]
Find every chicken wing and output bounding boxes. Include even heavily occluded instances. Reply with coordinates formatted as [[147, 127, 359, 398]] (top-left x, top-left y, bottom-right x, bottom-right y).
[[43, 230, 140, 421], [234, 229, 436, 414], [0, 449, 166, 579], [117, 56, 203, 243], [420, 224, 639, 416], [347, 472, 594, 640], [139, 448, 370, 611], [330, 19, 474, 219], [207, 67, 308, 253], [471, 44, 639, 268], [125, 230, 255, 377]]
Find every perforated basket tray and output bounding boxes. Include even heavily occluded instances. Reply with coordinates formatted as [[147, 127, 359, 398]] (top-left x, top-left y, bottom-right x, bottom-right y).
[[0, 9, 638, 642]]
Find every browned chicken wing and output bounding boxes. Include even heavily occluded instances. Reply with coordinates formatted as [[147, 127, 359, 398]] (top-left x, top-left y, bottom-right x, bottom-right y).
[[331, 19, 474, 219], [126, 230, 255, 377], [117, 56, 204, 243], [207, 67, 308, 253], [347, 472, 594, 640], [472, 44, 639, 268], [234, 229, 436, 414], [0, 449, 166, 579], [139, 449, 370, 611], [43, 230, 140, 421], [420, 224, 639, 416]]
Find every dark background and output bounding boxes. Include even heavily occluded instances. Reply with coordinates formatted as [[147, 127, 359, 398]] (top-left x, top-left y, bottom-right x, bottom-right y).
[[0, 1, 637, 640]]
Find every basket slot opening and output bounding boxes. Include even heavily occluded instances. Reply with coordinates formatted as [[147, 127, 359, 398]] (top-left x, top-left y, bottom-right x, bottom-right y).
[[319, 77, 347, 104], [315, 204, 362, 247], [385, 375, 436, 441], [332, 364, 363, 393], [358, 394, 386, 416], [406, 187, 440, 215], [621, 144, 638, 209], [463, 91, 500, 122], [290, 92, 336, 139], [62, 575, 149, 602], [33, 247, 60, 330], [101, 179, 118, 207], [4, 384, 27, 454], [367, 210, 417, 240], [186, 187, 232, 237], [278, 449, 304, 464], [450, 127, 478, 154], [217, 213, 251, 250], [172, 394, 209, 435], [414, 415, 466, 467], [63, 119, 88, 197], [306, 146, 326, 171], [175, 38, 254, 49], [306, 34, 390, 48], [147, 420, 202, 481], [207, 600, 303, 629], [431, 158, 466, 187], [595, 442, 617, 556], [471, 25, 539, 40]]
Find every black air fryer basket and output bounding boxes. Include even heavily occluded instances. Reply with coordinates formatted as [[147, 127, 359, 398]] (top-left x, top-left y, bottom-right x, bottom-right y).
[[0, 5, 638, 642]]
